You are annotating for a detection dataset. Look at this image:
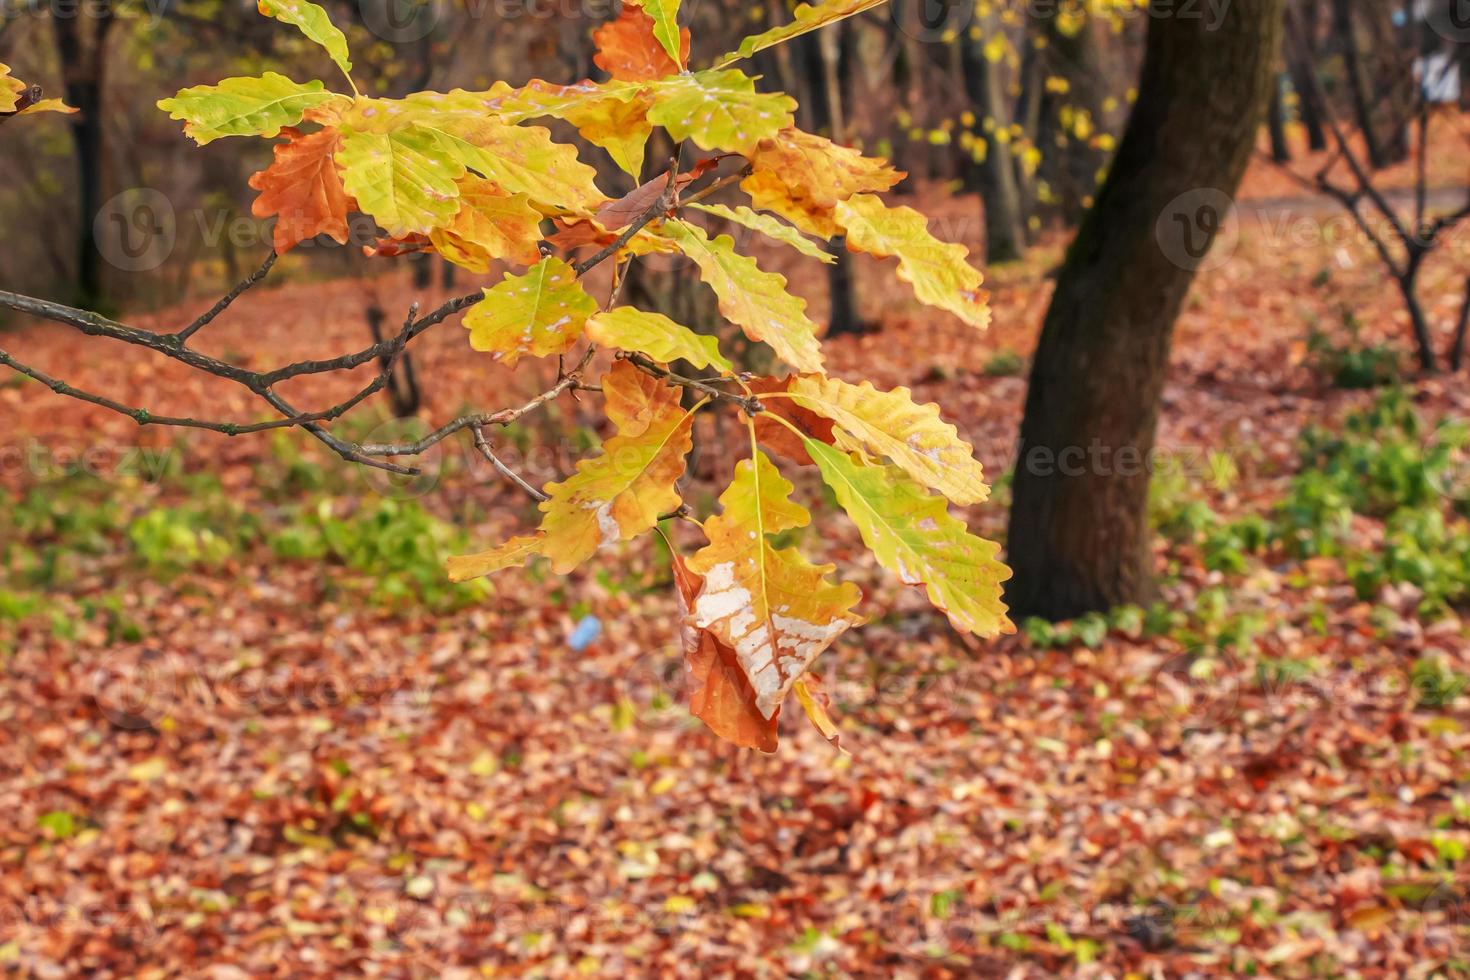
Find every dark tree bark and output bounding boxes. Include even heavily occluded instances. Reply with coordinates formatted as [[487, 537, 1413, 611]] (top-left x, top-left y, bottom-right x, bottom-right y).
[[957, 6, 1025, 263], [1268, 77, 1292, 161], [52, 3, 114, 309], [1284, 1, 1329, 151], [1005, 0, 1284, 621]]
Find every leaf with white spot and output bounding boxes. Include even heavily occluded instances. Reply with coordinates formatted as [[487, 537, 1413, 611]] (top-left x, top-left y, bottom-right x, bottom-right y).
[[787, 375, 990, 505], [586, 307, 733, 373], [646, 69, 794, 156], [537, 362, 697, 573], [462, 256, 598, 367], [804, 439, 1012, 637], [626, 0, 684, 68], [834, 192, 990, 328], [686, 450, 863, 720], [665, 219, 823, 372], [688, 203, 833, 263]]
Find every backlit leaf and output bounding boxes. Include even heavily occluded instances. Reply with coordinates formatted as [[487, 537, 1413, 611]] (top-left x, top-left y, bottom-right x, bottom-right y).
[[686, 450, 862, 719], [538, 362, 696, 572], [429, 175, 543, 270], [158, 73, 345, 145], [647, 70, 794, 156], [672, 551, 779, 751], [834, 192, 990, 328], [474, 80, 652, 182], [248, 126, 351, 254], [337, 125, 464, 236], [586, 307, 733, 373], [714, 0, 889, 67], [665, 219, 824, 372], [463, 257, 598, 366], [688, 202, 834, 263], [15, 98, 78, 115], [804, 439, 1013, 637], [257, 0, 353, 81], [787, 375, 990, 505], [593, 5, 689, 81]]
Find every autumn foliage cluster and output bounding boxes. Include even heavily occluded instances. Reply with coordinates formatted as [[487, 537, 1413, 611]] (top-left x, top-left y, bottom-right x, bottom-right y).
[[5, 0, 1013, 750]]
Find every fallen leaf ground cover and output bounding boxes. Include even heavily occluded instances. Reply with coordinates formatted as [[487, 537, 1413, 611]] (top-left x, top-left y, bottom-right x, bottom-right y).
[[2, 155, 1469, 976]]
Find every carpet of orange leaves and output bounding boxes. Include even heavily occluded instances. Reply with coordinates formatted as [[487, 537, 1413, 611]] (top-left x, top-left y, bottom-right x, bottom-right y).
[[2, 150, 1469, 975]]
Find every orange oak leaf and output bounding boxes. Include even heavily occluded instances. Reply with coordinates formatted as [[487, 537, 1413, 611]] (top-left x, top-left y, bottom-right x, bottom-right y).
[[248, 126, 352, 254], [672, 550, 779, 752], [595, 156, 722, 230], [593, 6, 690, 82], [744, 375, 836, 466]]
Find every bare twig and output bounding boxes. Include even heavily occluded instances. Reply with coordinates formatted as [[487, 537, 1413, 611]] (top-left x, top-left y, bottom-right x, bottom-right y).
[[174, 252, 278, 344], [470, 424, 549, 502]]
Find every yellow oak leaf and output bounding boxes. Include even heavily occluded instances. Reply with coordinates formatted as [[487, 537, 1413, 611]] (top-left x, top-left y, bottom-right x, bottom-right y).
[[474, 80, 653, 180], [429, 175, 543, 270], [462, 256, 597, 366], [158, 73, 346, 145], [665, 219, 824, 373], [537, 362, 697, 573], [747, 129, 904, 209], [248, 126, 351, 254], [714, 0, 889, 67], [787, 375, 990, 505], [446, 534, 545, 582], [686, 450, 863, 719], [687, 203, 833, 264], [586, 307, 733, 373], [646, 70, 795, 156], [834, 192, 990, 329], [336, 125, 465, 236], [804, 439, 1013, 637], [0, 65, 24, 113]]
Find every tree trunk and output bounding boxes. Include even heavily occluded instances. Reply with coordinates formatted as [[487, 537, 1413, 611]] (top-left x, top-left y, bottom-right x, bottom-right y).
[[817, 23, 868, 336], [1333, 0, 1388, 168], [957, 8, 1025, 263], [1268, 76, 1292, 161], [53, 5, 113, 309], [1284, 3, 1328, 151], [1005, 0, 1283, 621]]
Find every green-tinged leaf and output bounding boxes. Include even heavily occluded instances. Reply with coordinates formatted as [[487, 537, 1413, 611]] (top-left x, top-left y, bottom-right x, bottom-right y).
[[687, 450, 863, 719], [337, 125, 464, 235], [715, 0, 889, 67], [627, 0, 684, 68], [665, 219, 823, 372], [688, 203, 833, 263], [586, 307, 733, 373], [157, 73, 344, 144], [463, 257, 597, 366], [834, 192, 989, 328], [257, 0, 353, 80], [15, 98, 77, 116], [804, 439, 1012, 637], [646, 69, 794, 156], [787, 375, 990, 505], [343, 99, 608, 213], [538, 362, 696, 573]]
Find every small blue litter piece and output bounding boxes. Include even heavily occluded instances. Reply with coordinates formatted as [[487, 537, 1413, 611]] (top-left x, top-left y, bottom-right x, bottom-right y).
[[568, 615, 602, 651]]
